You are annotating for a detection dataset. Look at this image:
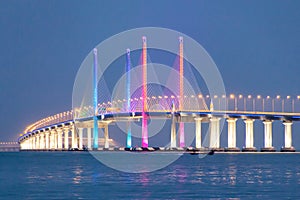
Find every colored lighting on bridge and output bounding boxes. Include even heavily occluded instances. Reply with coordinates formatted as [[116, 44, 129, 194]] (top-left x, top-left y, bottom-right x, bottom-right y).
[[18, 37, 300, 151], [179, 36, 185, 147], [142, 36, 148, 148], [93, 48, 99, 149], [126, 48, 132, 148]]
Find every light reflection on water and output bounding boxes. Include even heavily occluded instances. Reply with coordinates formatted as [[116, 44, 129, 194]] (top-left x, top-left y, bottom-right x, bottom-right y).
[[1, 152, 300, 199], [72, 165, 83, 184]]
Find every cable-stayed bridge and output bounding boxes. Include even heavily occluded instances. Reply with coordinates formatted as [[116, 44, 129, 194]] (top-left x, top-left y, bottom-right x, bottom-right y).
[[18, 36, 300, 152]]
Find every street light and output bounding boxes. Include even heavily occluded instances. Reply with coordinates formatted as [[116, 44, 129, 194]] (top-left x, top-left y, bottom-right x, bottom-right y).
[[293, 95, 300, 112], [230, 94, 237, 111], [255, 95, 262, 112], [292, 96, 295, 113], [248, 95, 255, 111], [214, 95, 220, 110], [237, 95, 243, 111], [273, 95, 283, 112]]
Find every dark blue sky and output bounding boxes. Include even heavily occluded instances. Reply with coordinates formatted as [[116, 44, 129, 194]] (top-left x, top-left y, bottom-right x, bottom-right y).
[[0, 0, 300, 145]]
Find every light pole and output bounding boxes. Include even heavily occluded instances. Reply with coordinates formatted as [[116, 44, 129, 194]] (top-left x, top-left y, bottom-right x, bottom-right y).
[[238, 94, 243, 112], [253, 97, 255, 112], [285, 96, 291, 113], [247, 95, 252, 111], [272, 98, 275, 112], [230, 94, 237, 111], [222, 94, 226, 111], [276, 95, 281, 113], [256, 95, 261, 112], [296, 95, 300, 113], [292, 98, 295, 113], [214, 95, 219, 111], [198, 94, 203, 110]]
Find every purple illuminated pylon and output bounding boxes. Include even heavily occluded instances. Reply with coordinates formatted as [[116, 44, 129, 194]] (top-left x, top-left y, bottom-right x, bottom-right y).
[[142, 36, 148, 147], [179, 37, 185, 147]]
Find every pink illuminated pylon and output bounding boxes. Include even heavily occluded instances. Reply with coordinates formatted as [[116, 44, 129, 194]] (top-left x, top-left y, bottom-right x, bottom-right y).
[[142, 36, 148, 147], [179, 36, 185, 147]]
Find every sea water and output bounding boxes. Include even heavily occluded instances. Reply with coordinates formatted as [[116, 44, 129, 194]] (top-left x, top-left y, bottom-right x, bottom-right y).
[[0, 152, 299, 199]]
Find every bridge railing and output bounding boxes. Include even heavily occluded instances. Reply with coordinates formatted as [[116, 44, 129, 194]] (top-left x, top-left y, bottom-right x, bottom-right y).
[[21, 94, 300, 136], [21, 111, 73, 135]]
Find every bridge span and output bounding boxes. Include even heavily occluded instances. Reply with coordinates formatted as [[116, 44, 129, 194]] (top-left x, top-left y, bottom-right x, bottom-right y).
[[18, 101, 300, 152], [18, 36, 300, 152]]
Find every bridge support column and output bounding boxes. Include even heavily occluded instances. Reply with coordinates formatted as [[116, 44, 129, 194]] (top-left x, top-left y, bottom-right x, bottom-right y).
[[50, 130, 55, 150], [87, 128, 92, 150], [170, 114, 176, 148], [32, 136, 36, 150], [27, 138, 30, 150], [261, 120, 275, 152], [179, 122, 185, 148], [54, 130, 58, 150], [36, 135, 40, 150], [29, 139, 32, 150], [71, 125, 78, 149], [226, 118, 239, 152], [104, 124, 109, 149], [26, 139, 30, 150], [29, 137, 32, 149], [209, 117, 222, 150], [78, 128, 83, 150], [243, 119, 257, 152], [57, 129, 63, 150], [195, 118, 202, 149], [45, 131, 50, 150], [281, 122, 295, 152], [64, 128, 69, 150], [31, 137, 34, 149], [40, 133, 45, 150]]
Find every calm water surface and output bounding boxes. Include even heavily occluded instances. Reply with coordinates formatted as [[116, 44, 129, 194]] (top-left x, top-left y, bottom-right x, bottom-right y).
[[0, 152, 300, 199]]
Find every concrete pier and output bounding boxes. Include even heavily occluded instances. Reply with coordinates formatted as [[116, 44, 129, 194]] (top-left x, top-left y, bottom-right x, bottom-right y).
[[45, 131, 50, 150], [71, 125, 78, 149], [261, 120, 276, 152], [195, 118, 202, 149], [57, 129, 63, 150], [87, 128, 92, 150], [226, 118, 240, 152], [78, 128, 83, 150], [64, 128, 69, 150], [104, 125, 109, 149], [242, 119, 257, 152], [281, 121, 295, 152], [209, 117, 224, 151]]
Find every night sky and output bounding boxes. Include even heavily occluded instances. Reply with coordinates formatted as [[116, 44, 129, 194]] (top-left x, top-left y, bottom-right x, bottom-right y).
[[0, 1, 300, 148]]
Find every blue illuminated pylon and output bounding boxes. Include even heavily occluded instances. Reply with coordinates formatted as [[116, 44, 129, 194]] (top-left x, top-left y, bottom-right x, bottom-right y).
[[126, 49, 132, 148], [93, 48, 99, 149]]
